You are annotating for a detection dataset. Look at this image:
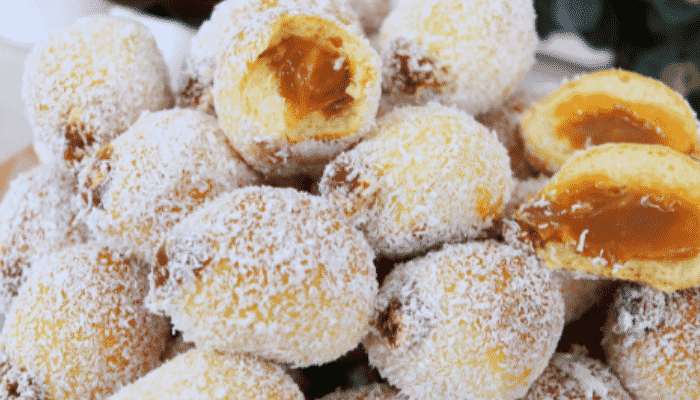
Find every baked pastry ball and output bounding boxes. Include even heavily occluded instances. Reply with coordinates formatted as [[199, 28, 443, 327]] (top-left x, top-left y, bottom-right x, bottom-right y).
[[518, 352, 633, 400], [180, 0, 362, 115], [214, 7, 381, 176], [146, 186, 377, 367], [603, 283, 700, 400], [107, 349, 304, 400], [320, 103, 513, 258], [521, 69, 700, 174], [0, 245, 169, 400], [363, 241, 565, 400], [22, 16, 173, 168], [379, 0, 537, 115], [515, 143, 700, 292], [77, 108, 259, 261], [0, 162, 86, 313], [319, 383, 408, 400]]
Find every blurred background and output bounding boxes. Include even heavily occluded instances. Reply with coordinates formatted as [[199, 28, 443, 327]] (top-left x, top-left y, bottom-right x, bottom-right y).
[[1, 0, 699, 163]]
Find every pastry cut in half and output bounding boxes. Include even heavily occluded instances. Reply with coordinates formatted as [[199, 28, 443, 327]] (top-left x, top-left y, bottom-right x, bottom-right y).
[[515, 143, 700, 292], [214, 7, 381, 177], [521, 69, 700, 174]]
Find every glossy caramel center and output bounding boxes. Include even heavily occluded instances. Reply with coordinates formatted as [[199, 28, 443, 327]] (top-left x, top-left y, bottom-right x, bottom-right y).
[[554, 94, 674, 149], [517, 184, 700, 264], [260, 35, 353, 122]]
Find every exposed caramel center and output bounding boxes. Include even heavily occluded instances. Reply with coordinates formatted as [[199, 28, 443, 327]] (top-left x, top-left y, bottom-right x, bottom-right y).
[[260, 35, 353, 122], [553, 94, 680, 150], [517, 183, 700, 264]]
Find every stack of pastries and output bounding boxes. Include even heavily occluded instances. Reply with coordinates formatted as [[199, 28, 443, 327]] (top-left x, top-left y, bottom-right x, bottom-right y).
[[1, 0, 698, 399]]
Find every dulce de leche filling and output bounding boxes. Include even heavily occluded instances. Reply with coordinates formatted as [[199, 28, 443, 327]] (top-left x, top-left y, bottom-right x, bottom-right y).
[[553, 94, 696, 154], [260, 35, 353, 123], [517, 182, 700, 265]]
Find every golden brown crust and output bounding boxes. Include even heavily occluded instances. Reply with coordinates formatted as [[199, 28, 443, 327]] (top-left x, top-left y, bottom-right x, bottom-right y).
[[521, 69, 700, 174]]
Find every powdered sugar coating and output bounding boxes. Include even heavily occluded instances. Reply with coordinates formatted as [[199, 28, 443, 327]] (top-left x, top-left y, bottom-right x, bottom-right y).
[[320, 103, 513, 258], [76, 108, 259, 262], [379, 0, 537, 115], [0, 163, 86, 313], [318, 383, 408, 400], [0, 349, 48, 400], [363, 241, 565, 400], [180, 0, 362, 115], [602, 284, 700, 400], [147, 186, 377, 368], [518, 352, 633, 400], [108, 349, 303, 400], [22, 16, 173, 168], [214, 7, 381, 176], [0, 245, 170, 400]]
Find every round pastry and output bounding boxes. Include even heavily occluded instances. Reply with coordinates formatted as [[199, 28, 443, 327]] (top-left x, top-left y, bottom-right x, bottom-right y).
[[146, 186, 377, 368], [22, 16, 173, 168], [214, 6, 381, 176], [108, 349, 304, 400], [363, 241, 565, 400], [476, 86, 543, 180], [514, 143, 700, 292], [76, 108, 259, 261], [603, 283, 700, 400], [180, 0, 362, 115], [518, 352, 633, 400], [521, 69, 700, 174], [318, 383, 408, 400], [0, 245, 170, 400], [0, 162, 86, 313], [319, 103, 513, 258], [379, 0, 537, 115]]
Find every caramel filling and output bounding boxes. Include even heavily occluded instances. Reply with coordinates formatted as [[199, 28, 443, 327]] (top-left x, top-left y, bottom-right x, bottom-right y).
[[260, 35, 353, 122], [517, 184, 700, 264], [553, 94, 682, 150]]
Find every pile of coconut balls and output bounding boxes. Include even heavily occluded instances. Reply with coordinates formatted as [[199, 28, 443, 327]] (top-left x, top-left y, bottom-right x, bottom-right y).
[[2, 0, 700, 399]]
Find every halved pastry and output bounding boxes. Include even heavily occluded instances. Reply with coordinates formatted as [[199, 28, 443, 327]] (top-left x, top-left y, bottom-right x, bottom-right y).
[[515, 143, 700, 292], [214, 7, 381, 177], [521, 69, 700, 174]]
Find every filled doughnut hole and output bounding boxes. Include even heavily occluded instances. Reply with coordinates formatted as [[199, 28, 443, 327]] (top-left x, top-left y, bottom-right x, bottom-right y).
[[259, 35, 354, 122], [517, 182, 700, 265]]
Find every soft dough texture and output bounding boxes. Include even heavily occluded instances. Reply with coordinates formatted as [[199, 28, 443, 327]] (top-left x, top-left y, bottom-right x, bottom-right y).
[[146, 186, 377, 367], [22, 16, 173, 168], [363, 241, 564, 400]]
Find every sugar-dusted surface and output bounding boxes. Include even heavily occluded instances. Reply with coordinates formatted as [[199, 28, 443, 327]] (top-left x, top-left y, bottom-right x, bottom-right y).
[[214, 7, 380, 176], [320, 103, 513, 258], [363, 241, 564, 400], [0, 349, 48, 400], [0, 162, 86, 313], [147, 186, 377, 368], [22, 16, 173, 168], [0, 245, 169, 400], [108, 349, 304, 400], [180, 0, 361, 115], [380, 0, 537, 115], [76, 108, 259, 262], [603, 284, 700, 400], [518, 352, 633, 400]]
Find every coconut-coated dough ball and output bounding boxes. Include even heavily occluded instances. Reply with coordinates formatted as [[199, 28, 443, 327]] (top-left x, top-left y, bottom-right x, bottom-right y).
[[0, 245, 170, 400], [363, 241, 564, 400], [22, 16, 173, 168], [0, 162, 86, 313], [180, 0, 362, 115], [379, 0, 537, 115], [107, 349, 304, 400], [320, 103, 513, 258], [77, 108, 259, 262], [518, 352, 633, 400], [214, 6, 381, 176], [147, 186, 377, 368], [603, 284, 700, 400]]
